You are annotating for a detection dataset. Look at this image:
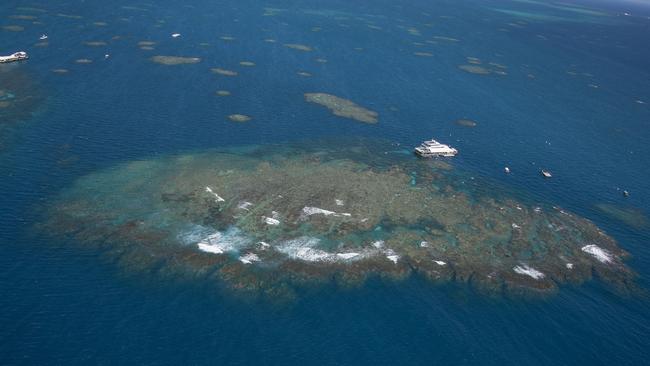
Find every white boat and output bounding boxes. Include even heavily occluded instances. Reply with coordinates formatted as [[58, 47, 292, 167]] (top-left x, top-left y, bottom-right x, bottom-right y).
[[39, 34, 48, 40], [504, 167, 511, 174], [541, 170, 552, 178], [414, 139, 458, 158], [171, 33, 181, 38], [0, 51, 28, 63]]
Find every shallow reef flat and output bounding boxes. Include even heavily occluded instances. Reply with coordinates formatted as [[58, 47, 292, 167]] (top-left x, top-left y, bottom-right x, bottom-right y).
[[305, 93, 378, 124], [40, 141, 635, 299], [150, 56, 201, 65]]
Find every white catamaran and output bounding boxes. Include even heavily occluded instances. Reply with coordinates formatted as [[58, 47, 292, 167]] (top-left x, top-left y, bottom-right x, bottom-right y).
[[414, 139, 458, 157]]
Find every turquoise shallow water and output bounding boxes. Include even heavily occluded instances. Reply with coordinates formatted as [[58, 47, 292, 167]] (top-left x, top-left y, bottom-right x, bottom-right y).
[[1, 0, 650, 364]]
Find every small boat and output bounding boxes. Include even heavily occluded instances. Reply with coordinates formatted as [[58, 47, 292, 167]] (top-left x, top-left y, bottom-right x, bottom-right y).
[[541, 170, 552, 178], [623, 190, 630, 197], [39, 34, 48, 40], [0, 51, 28, 63], [504, 167, 511, 174], [171, 33, 181, 38], [414, 139, 458, 158]]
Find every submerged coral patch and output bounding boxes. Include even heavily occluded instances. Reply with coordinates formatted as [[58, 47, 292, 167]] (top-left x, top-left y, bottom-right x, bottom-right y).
[[284, 43, 313, 52], [211, 68, 238, 76], [9, 15, 37, 20], [84, 41, 107, 47], [456, 119, 477, 127], [2, 25, 25, 32], [304, 93, 378, 124], [458, 64, 491, 75], [595, 203, 649, 229], [228, 114, 251, 123], [151, 56, 201, 65]]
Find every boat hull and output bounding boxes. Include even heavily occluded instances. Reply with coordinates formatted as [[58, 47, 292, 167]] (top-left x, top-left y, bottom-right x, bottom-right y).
[[414, 150, 457, 158]]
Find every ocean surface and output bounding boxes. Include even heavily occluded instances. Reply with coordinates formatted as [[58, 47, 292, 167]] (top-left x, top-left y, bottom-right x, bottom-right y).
[[1, 0, 650, 364]]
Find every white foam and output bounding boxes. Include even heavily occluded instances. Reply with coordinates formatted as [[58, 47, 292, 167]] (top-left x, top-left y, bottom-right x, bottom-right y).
[[275, 237, 333, 262], [258, 241, 270, 249], [386, 255, 400, 264], [205, 186, 225, 202], [239, 253, 260, 264], [385, 249, 399, 264], [335, 199, 345, 206], [302, 206, 335, 216], [196, 227, 252, 255], [511, 223, 521, 229], [301, 206, 351, 219], [581, 244, 613, 263], [198, 242, 224, 254], [178, 224, 212, 245], [513, 264, 545, 279], [296, 247, 334, 262], [434, 260, 446, 266], [263, 217, 280, 225], [420, 241, 429, 248], [566, 263, 574, 269], [337, 252, 360, 260], [275, 237, 370, 263], [372, 240, 385, 248], [237, 201, 253, 210]]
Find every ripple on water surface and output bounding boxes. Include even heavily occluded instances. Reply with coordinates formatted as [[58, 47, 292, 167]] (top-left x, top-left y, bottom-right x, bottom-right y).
[[0, 66, 45, 152]]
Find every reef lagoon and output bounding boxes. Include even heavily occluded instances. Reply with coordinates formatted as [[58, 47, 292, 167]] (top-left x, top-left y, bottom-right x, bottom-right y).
[[2, 0, 650, 364]]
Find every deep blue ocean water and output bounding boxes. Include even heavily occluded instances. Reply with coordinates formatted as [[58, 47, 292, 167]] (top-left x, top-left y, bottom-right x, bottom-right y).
[[1, 0, 650, 364]]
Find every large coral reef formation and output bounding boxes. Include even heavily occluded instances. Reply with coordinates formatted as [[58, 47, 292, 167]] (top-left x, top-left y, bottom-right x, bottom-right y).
[[43, 142, 634, 298]]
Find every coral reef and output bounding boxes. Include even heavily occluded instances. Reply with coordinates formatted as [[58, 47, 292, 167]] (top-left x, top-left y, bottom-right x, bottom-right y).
[[41, 141, 635, 298], [151, 56, 201, 65], [305, 93, 378, 124]]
